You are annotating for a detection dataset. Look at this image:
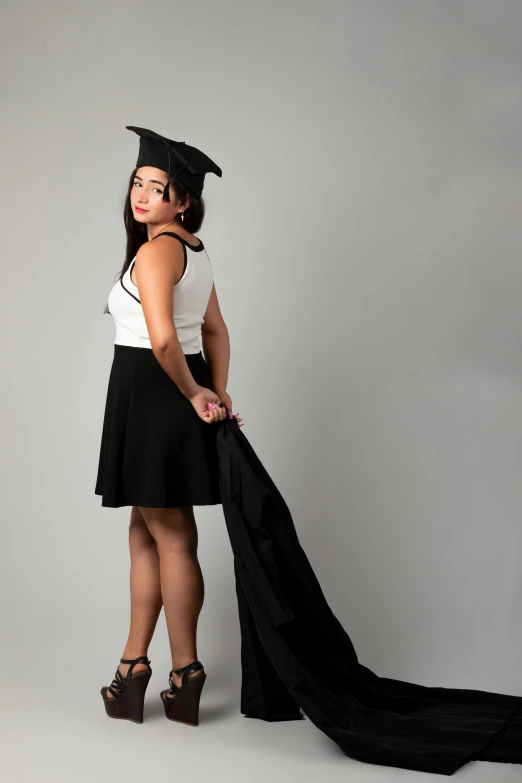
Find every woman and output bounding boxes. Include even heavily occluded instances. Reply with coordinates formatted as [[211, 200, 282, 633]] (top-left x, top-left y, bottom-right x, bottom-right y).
[[95, 125, 242, 726], [94, 128, 522, 776]]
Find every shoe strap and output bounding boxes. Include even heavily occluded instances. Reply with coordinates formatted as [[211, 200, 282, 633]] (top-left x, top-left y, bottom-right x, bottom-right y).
[[168, 660, 203, 695], [108, 666, 127, 698], [119, 655, 152, 681], [107, 655, 151, 698]]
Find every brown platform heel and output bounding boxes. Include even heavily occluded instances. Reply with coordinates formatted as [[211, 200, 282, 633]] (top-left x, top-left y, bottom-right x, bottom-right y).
[[160, 659, 206, 726], [100, 655, 152, 724]]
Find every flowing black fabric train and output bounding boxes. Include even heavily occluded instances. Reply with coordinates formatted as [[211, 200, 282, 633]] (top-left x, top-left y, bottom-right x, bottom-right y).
[[215, 412, 522, 776]]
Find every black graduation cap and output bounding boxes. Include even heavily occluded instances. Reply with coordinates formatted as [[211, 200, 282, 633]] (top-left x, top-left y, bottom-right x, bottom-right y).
[[215, 408, 522, 775], [126, 125, 222, 202]]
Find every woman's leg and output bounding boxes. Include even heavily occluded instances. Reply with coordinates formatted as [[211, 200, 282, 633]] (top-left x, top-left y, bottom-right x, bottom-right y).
[[105, 506, 163, 698], [138, 505, 205, 694]]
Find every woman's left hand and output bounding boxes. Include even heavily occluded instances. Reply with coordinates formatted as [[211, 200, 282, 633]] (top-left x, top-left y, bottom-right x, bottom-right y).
[[216, 391, 244, 427]]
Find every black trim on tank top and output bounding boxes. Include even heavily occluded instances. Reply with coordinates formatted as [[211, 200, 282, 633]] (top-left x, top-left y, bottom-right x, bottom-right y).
[[120, 274, 141, 304], [152, 231, 204, 251]]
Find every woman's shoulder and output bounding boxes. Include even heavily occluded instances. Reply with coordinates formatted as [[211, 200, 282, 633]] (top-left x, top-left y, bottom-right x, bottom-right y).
[[134, 230, 202, 273]]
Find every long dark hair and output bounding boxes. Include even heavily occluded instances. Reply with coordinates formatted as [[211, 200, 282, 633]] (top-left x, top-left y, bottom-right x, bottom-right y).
[[103, 167, 205, 313]]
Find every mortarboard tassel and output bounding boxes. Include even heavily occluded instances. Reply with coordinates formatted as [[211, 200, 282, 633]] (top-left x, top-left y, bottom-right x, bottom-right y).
[[161, 146, 171, 203], [161, 143, 191, 204], [162, 163, 190, 204]]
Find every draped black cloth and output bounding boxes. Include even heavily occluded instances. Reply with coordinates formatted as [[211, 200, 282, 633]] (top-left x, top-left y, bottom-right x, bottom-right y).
[[215, 415, 522, 776]]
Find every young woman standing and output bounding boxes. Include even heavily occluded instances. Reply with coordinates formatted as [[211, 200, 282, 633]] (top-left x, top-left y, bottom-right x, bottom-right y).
[[95, 126, 243, 725]]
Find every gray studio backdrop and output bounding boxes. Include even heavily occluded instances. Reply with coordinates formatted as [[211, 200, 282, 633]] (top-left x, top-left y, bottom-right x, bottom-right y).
[[2, 2, 522, 782]]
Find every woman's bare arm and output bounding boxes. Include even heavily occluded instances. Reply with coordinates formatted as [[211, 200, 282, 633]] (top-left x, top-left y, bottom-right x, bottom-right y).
[[201, 283, 230, 396], [133, 238, 200, 399]]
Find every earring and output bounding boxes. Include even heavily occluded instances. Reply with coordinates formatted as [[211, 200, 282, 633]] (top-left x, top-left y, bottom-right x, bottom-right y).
[[181, 210, 184, 222]]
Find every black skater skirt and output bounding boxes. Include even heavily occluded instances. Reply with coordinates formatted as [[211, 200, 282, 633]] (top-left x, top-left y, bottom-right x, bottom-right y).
[[94, 345, 222, 508]]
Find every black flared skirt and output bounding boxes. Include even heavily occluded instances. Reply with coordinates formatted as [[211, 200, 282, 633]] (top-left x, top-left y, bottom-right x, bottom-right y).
[[94, 345, 222, 508]]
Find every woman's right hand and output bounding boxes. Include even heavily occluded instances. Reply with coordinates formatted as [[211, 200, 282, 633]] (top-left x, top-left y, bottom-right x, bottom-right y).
[[189, 386, 228, 424]]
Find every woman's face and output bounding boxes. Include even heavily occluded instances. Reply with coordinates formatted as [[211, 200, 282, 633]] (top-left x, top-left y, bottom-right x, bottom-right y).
[[130, 166, 186, 225]]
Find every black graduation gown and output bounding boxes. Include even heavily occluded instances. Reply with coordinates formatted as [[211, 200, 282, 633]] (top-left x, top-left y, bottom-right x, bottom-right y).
[[215, 414, 522, 776]]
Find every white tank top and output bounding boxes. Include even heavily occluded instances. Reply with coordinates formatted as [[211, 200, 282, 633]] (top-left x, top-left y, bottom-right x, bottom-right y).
[[106, 232, 214, 354]]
